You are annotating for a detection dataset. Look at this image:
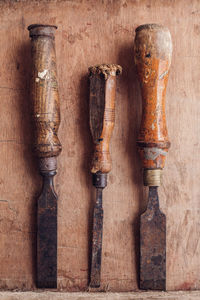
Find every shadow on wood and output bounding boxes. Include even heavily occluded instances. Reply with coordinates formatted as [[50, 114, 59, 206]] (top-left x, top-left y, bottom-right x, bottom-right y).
[[16, 40, 41, 288], [78, 73, 93, 288], [117, 42, 145, 289]]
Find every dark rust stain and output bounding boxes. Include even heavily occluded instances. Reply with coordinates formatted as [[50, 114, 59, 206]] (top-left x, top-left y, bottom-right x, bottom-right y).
[[177, 281, 195, 291]]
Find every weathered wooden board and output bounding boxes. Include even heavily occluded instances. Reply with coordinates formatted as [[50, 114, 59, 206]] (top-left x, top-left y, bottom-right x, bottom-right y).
[[0, 0, 199, 292], [1, 291, 200, 300]]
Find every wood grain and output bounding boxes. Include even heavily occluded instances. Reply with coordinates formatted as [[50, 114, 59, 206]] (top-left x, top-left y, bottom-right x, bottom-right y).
[[29, 24, 62, 158], [89, 64, 122, 174], [0, 0, 199, 292], [134, 24, 172, 173]]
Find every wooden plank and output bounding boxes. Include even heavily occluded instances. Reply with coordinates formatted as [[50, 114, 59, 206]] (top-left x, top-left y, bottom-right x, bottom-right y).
[[0, 291, 200, 300], [0, 0, 199, 291]]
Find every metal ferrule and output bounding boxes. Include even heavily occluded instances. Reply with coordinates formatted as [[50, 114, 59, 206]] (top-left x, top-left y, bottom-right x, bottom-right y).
[[39, 157, 57, 176], [92, 172, 107, 189], [143, 169, 163, 186], [28, 24, 57, 39]]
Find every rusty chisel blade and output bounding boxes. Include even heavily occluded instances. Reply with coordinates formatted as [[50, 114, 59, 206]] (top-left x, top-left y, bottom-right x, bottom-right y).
[[140, 186, 166, 290], [37, 173, 57, 288], [90, 188, 103, 288]]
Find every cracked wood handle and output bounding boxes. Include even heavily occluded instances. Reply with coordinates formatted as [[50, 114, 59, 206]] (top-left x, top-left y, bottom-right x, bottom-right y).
[[134, 24, 172, 186], [28, 24, 62, 159], [89, 64, 122, 174]]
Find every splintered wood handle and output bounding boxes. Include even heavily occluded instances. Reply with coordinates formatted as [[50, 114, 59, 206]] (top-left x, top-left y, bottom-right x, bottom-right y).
[[28, 24, 62, 159], [89, 64, 122, 174], [134, 24, 172, 186]]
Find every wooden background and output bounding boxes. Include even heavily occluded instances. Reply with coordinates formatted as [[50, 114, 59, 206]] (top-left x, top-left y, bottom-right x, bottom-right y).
[[0, 0, 199, 292]]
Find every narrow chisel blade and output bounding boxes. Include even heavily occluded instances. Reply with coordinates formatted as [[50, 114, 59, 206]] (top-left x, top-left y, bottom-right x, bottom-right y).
[[90, 188, 103, 288], [37, 175, 57, 288], [140, 186, 166, 290]]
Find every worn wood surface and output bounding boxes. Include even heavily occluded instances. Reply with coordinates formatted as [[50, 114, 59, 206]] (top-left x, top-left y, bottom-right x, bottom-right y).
[[0, 291, 200, 300], [134, 24, 172, 173], [0, 0, 199, 292], [29, 25, 62, 158], [89, 64, 121, 174]]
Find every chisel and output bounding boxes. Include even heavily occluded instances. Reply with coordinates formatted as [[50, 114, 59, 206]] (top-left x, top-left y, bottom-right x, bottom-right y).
[[28, 24, 62, 288], [134, 24, 172, 290], [89, 64, 122, 287]]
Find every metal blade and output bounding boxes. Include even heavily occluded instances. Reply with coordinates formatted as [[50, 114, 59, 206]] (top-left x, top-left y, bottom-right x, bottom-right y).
[[140, 186, 166, 290], [37, 174, 57, 288], [90, 188, 103, 288]]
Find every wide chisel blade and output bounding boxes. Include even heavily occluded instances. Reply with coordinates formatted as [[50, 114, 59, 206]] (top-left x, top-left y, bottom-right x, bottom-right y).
[[140, 186, 166, 290], [37, 175, 57, 288]]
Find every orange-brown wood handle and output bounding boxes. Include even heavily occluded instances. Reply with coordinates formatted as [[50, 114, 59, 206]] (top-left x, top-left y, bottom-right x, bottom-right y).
[[134, 24, 172, 172], [28, 24, 62, 158], [89, 64, 122, 174]]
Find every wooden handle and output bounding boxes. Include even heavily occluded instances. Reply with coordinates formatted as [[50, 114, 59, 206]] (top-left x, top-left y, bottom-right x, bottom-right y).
[[134, 24, 172, 185], [89, 64, 122, 174], [28, 24, 62, 159]]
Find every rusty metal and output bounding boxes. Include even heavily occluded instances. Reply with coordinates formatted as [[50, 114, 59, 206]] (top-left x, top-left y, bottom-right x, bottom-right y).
[[90, 172, 107, 288], [37, 169, 57, 288], [140, 186, 166, 290]]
